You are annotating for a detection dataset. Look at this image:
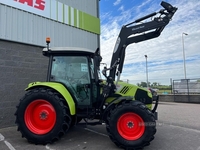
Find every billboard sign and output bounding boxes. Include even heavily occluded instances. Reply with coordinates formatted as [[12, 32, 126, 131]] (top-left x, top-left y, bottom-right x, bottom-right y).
[[0, 0, 50, 18]]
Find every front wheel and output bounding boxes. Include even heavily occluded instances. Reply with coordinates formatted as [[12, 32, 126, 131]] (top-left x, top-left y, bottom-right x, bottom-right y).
[[106, 100, 156, 150], [15, 88, 72, 144]]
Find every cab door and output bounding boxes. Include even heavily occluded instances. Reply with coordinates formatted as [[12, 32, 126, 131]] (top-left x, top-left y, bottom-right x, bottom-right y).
[[50, 56, 91, 106]]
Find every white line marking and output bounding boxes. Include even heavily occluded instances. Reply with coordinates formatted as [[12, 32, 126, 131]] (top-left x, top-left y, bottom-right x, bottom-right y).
[[0, 133, 5, 141], [4, 140, 16, 150], [45, 144, 56, 150], [169, 124, 200, 133], [0, 133, 16, 150], [45, 145, 50, 150], [84, 128, 109, 137]]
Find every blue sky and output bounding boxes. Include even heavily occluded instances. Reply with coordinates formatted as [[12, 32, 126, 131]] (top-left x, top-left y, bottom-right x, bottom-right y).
[[99, 0, 200, 85]]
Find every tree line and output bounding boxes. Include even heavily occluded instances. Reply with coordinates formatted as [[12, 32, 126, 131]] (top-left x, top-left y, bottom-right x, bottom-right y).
[[137, 81, 171, 89]]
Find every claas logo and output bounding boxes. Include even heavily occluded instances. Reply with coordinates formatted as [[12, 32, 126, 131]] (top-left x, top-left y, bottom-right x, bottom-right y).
[[14, 0, 45, 10]]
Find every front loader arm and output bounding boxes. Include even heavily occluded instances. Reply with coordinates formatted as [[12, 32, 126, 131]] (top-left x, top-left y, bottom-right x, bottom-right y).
[[108, 1, 178, 81]]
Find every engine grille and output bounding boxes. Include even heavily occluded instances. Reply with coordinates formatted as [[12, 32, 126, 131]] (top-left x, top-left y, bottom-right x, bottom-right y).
[[119, 86, 132, 94]]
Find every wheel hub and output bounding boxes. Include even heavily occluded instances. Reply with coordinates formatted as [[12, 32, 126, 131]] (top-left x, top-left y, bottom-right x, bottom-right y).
[[40, 111, 48, 120], [127, 121, 134, 128], [24, 99, 56, 135], [117, 112, 145, 140]]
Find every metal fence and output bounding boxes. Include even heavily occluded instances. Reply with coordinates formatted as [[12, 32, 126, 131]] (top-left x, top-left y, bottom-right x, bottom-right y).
[[172, 78, 200, 94], [172, 78, 200, 102]]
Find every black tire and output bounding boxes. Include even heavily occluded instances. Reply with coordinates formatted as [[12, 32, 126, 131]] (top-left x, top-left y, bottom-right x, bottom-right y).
[[15, 87, 72, 144], [106, 100, 156, 150]]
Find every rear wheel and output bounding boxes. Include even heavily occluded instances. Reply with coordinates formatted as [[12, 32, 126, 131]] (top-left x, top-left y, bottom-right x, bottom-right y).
[[106, 100, 156, 150], [15, 88, 72, 144], [25, 99, 56, 135]]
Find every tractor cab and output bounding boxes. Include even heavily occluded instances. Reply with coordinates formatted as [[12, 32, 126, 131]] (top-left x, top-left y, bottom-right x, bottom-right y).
[[43, 45, 103, 117]]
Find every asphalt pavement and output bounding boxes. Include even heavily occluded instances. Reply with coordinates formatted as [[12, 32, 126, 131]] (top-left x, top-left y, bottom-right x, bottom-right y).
[[0, 102, 200, 150]]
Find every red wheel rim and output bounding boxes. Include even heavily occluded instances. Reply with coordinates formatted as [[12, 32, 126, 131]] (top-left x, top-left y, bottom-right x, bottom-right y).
[[117, 112, 145, 140], [25, 99, 56, 135]]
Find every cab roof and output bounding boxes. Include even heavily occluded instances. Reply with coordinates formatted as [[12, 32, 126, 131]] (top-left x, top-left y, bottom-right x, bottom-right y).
[[43, 47, 95, 56]]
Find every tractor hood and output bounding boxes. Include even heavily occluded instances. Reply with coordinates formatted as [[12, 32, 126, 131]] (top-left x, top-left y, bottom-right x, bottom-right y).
[[114, 82, 152, 98], [104, 81, 153, 109]]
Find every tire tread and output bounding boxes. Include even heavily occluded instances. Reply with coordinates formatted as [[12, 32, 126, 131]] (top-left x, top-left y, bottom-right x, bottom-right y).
[[106, 100, 156, 150], [15, 87, 71, 144]]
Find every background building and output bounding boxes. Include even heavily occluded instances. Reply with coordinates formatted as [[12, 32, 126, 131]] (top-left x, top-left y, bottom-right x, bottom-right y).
[[0, 0, 100, 128]]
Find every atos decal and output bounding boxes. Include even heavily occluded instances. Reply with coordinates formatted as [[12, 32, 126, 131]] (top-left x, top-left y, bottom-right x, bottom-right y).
[[14, 0, 45, 10]]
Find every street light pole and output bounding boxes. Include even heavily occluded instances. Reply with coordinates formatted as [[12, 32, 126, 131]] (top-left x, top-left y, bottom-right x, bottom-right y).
[[182, 32, 188, 79], [144, 55, 149, 88]]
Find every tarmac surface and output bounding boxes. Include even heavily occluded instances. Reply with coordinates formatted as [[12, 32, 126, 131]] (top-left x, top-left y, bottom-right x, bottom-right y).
[[0, 102, 200, 150]]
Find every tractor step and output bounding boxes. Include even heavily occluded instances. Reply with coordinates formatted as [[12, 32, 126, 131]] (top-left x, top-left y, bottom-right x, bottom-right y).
[[79, 119, 104, 126]]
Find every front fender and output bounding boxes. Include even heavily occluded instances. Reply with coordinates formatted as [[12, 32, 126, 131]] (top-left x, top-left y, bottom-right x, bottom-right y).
[[26, 82, 75, 115]]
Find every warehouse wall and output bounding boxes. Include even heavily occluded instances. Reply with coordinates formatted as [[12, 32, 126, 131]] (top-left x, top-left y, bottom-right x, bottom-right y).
[[0, 40, 48, 128], [58, 0, 99, 16], [0, 4, 99, 49], [0, 0, 100, 128], [0, 1, 100, 49]]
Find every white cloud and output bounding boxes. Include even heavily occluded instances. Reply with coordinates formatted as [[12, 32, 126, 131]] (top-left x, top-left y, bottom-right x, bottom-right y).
[[100, 0, 200, 85], [118, 5, 124, 12], [137, 0, 152, 10], [113, 0, 121, 6]]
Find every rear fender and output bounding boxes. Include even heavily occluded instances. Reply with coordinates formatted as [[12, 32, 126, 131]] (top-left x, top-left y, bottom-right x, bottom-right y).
[[25, 82, 76, 115]]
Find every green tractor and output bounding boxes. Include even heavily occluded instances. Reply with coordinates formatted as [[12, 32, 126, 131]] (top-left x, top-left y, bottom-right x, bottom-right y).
[[15, 1, 177, 149]]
